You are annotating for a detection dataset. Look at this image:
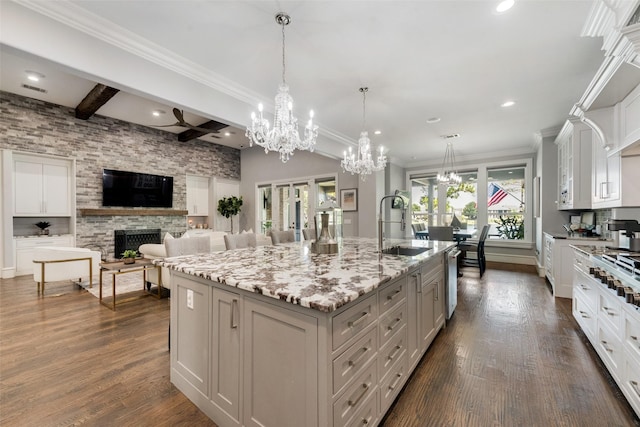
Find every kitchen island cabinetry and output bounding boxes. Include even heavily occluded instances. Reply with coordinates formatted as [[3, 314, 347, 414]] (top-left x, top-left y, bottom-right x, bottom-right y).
[[571, 246, 640, 417], [544, 233, 609, 298], [160, 238, 450, 427]]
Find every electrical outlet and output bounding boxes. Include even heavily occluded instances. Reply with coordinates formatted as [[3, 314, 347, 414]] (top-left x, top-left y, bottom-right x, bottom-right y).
[[187, 289, 194, 309]]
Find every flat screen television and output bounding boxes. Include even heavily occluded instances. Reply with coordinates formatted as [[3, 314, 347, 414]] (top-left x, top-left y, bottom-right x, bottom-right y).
[[102, 169, 173, 208]]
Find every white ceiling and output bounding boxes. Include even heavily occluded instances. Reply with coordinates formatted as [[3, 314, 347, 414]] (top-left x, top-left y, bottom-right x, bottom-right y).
[[2, 0, 639, 167]]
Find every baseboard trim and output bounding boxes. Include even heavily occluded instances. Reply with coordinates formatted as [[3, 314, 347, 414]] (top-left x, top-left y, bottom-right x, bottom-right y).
[[486, 253, 537, 266], [1, 267, 16, 279]]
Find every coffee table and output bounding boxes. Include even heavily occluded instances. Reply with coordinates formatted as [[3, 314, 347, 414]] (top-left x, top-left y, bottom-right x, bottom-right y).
[[99, 258, 164, 310]]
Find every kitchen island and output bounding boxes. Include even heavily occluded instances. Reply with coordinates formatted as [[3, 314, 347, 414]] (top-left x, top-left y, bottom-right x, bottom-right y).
[[156, 237, 455, 427]]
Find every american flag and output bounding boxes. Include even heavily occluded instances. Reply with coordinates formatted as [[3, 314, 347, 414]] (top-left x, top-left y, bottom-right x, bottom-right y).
[[488, 183, 508, 206]]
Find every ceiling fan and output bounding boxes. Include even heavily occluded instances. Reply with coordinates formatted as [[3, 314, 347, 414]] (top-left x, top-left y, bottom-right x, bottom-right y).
[[153, 108, 232, 139]]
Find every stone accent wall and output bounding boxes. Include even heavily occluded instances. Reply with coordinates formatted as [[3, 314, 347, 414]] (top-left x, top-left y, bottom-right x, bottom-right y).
[[1, 91, 240, 258]]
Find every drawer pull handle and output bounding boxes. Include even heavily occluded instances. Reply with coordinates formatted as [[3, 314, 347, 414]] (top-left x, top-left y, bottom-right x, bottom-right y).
[[349, 311, 370, 329], [631, 381, 640, 397], [231, 299, 238, 329], [348, 346, 370, 367], [600, 340, 613, 352], [361, 415, 372, 425], [631, 335, 638, 341], [387, 317, 402, 331], [579, 311, 589, 319], [389, 372, 403, 391], [416, 272, 423, 293], [388, 345, 402, 361], [348, 382, 370, 407], [387, 288, 402, 301], [602, 307, 615, 316]]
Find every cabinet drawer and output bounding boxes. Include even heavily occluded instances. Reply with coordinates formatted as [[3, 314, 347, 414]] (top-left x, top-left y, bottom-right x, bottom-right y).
[[573, 293, 596, 340], [345, 387, 379, 427], [597, 322, 622, 376], [599, 290, 623, 334], [332, 326, 377, 395], [332, 294, 377, 351], [573, 270, 598, 312], [378, 325, 407, 382], [624, 309, 640, 361], [15, 235, 73, 249], [379, 301, 407, 349], [379, 350, 407, 412], [379, 277, 406, 315], [333, 362, 377, 427], [622, 349, 640, 417]]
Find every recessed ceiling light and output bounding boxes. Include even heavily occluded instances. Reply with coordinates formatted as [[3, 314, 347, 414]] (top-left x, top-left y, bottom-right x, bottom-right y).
[[501, 100, 516, 107], [152, 109, 165, 117], [25, 70, 45, 82], [442, 133, 460, 139], [426, 117, 441, 124], [374, 130, 382, 135], [224, 132, 231, 137], [496, 0, 514, 13]]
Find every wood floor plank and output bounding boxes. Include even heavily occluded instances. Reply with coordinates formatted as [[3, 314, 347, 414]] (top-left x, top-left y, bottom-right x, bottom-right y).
[[1, 265, 639, 426]]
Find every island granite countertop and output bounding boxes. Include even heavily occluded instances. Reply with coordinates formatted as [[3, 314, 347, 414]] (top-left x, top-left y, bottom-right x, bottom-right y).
[[154, 237, 455, 313]]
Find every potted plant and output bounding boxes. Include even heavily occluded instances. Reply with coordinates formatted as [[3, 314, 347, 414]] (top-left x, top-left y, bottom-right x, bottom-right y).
[[217, 196, 243, 234], [121, 249, 138, 264], [35, 221, 51, 235]]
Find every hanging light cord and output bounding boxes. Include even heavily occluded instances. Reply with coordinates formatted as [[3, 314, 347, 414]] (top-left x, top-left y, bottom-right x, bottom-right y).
[[281, 19, 286, 85]]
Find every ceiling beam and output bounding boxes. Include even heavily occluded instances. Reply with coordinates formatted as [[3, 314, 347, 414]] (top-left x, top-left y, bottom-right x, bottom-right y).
[[75, 84, 120, 120], [178, 120, 228, 142]]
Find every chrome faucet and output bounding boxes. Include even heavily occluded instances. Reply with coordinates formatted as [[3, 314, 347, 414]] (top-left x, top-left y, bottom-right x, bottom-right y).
[[378, 195, 406, 252]]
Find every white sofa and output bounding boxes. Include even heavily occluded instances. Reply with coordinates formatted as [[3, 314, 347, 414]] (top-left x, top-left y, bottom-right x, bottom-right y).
[[139, 229, 272, 292], [32, 246, 102, 295]]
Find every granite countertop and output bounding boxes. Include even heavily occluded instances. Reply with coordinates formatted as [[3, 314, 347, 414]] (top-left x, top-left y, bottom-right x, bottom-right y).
[[155, 237, 454, 313], [570, 244, 626, 256], [545, 232, 610, 241]]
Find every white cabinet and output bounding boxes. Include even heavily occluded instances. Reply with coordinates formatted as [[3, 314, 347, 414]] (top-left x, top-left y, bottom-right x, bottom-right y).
[[407, 256, 444, 372], [572, 252, 640, 417], [618, 83, 640, 151], [13, 154, 71, 216], [186, 175, 209, 216], [544, 233, 609, 298], [555, 120, 592, 210], [211, 287, 242, 424], [14, 235, 74, 276]]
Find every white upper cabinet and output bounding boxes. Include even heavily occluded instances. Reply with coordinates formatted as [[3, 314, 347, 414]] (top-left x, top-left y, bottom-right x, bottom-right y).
[[14, 154, 71, 216], [618, 83, 640, 152], [555, 119, 592, 210], [186, 175, 210, 216]]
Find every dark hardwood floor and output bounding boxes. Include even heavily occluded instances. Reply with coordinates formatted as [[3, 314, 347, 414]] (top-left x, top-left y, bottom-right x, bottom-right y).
[[1, 264, 638, 426]]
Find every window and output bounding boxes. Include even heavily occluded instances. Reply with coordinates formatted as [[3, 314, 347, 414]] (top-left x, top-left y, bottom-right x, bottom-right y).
[[258, 185, 272, 234], [409, 159, 531, 244], [487, 166, 525, 240], [411, 171, 478, 228]]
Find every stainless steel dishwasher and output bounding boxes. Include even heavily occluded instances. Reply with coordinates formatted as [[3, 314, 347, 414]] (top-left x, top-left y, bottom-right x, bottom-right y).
[[445, 247, 461, 319]]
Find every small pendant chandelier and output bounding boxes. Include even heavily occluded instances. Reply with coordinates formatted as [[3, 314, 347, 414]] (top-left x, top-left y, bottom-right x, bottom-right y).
[[245, 12, 318, 163], [437, 140, 461, 184], [341, 87, 387, 180]]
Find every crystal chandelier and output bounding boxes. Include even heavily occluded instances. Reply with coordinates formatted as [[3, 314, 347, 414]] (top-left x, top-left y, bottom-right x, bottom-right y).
[[437, 140, 462, 184], [341, 87, 387, 180], [245, 12, 318, 163]]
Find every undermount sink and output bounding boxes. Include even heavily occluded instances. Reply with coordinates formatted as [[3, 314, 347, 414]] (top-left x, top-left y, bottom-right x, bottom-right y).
[[381, 246, 430, 256]]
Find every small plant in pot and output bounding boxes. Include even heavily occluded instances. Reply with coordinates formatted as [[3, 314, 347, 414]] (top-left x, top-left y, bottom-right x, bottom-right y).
[[217, 196, 243, 234], [35, 221, 51, 235], [121, 249, 138, 264]]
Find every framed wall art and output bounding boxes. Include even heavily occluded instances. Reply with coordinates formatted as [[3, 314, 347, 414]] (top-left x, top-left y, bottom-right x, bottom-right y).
[[340, 188, 358, 212]]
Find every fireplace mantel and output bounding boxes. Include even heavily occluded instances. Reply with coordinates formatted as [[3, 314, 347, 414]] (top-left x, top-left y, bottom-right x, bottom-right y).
[[79, 208, 188, 216]]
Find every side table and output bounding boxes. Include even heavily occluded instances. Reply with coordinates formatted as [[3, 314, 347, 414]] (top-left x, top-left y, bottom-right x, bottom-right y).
[[99, 259, 164, 311]]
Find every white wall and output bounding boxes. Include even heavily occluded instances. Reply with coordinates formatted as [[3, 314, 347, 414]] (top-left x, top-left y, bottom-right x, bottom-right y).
[[240, 147, 361, 235]]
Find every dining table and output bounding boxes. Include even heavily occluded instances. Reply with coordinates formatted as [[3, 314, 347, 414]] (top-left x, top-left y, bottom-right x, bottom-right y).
[[415, 227, 478, 243]]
